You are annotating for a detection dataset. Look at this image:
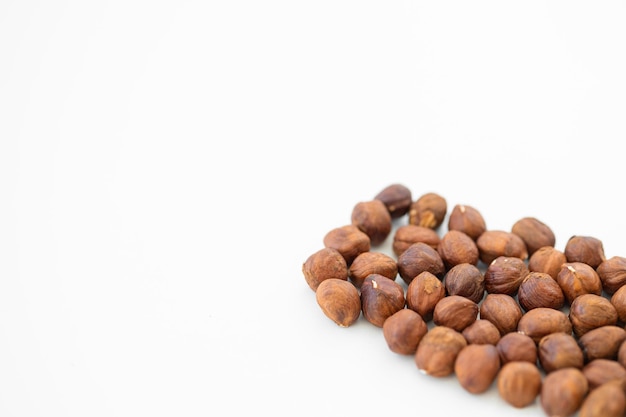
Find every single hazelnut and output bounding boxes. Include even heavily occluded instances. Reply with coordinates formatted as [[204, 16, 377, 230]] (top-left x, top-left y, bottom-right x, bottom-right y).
[[447, 204, 487, 240], [461, 319, 501, 345], [538, 332, 584, 373], [408, 192, 447, 230], [569, 293, 618, 338], [414, 325, 467, 377], [496, 332, 537, 365], [454, 344, 501, 394], [497, 361, 542, 408], [373, 183, 412, 219], [540, 367, 588, 417], [405, 271, 446, 321], [511, 216, 556, 256], [517, 271, 565, 311], [582, 359, 626, 390], [564, 235, 606, 269], [517, 307, 573, 344], [348, 251, 397, 288], [397, 242, 445, 285], [578, 325, 626, 362], [437, 230, 479, 269], [443, 263, 485, 304], [382, 308, 428, 355], [483, 256, 529, 296], [432, 295, 478, 332], [597, 256, 626, 295], [476, 230, 528, 265], [360, 274, 405, 327], [315, 278, 361, 327], [302, 247, 348, 291], [392, 224, 440, 257], [323, 225, 371, 266], [611, 285, 626, 323], [479, 293, 523, 336], [351, 200, 392, 246], [528, 246, 567, 280], [556, 262, 603, 305], [579, 379, 626, 417]]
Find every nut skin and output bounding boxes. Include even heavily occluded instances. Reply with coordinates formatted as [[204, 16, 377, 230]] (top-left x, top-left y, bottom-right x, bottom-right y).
[[582, 359, 626, 390], [406, 271, 446, 321], [437, 230, 479, 269], [540, 367, 588, 417], [597, 256, 626, 295], [443, 263, 485, 304], [610, 285, 626, 324], [569, 294, 618, 338], [618, 339, 626, 368], [578, 325, 626, 362], [415, 325, 467, 377], [556, 262, 603, 305], [517, 271, 565, 311], [564, 235, 606, 269], [351, 200, 392, 246], [323, 225, 371, 266], [479, 293, 523, 336], [454, 344, 501, 394], [348, 251, 398, 289], [483, 256, 529, 296], [579, 379, 626, 417], [373, 183, 412, 219], [461, 319, 501, 345], [447, 204, 487, 241], [497, 361, 542, 408], [315, 278, 361, 327], [397, 242, 445, 285], [408, 192, 447, 230], [360, 274, 405, 328], [433, 295, 478, 332], [302, 247, 349, 291], [511, 216, 556, 256], [528, 246, 568, 280], [476, 230, 528, 265], [538, 332, 584, 373], [496, 332, 538, 365], [517, 307, 573, 344], [392, 224, 440, 257], [382, 308, 428, 355]]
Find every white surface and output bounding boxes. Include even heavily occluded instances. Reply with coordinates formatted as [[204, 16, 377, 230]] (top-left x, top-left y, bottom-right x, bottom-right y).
[[1, 1, 626, 416]]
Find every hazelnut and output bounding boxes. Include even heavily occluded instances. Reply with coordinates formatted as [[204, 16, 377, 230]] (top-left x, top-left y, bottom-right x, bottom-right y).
[[476, 230, 528, 265], [433, 295, 479, 332], [405, 271, 446, 321], [408, 192, 447, 230], [497, 361, 542, 408], [302, 247, 348, 291], [373, 183, 412, 219], [382, 308, 428, 355], [415, 325, 467, 377], [517, 271, 565, 311], [447, 204, 487, 240], [496, 332, 537, 365], [528, 246, 567, 280], [582, 359, 626, 390], [556, 262, 603, 305], [617, 339, 626, 368], [511, 216, 556, 256], [540, 367, 588, 417], [564, 235, 606, 268], [351, 200, 392, 246], [461, 319, 501, 345], [579, 379, 626, 417], [479, 293, 523, 336], [578, 325, 626, 362], [443, 263, 485, 304], [315, 278, 361, 327], [437, 230, 479, 269], [454, 344, 501, 394], [397, 242, 445, 285], [348, 251, 398, 288], [538, 332, 584, 373], [597, 256, 626, 295], [611, 285, 626, 323], [517, 307, 573, 344], [392, 224, 440, 257], [323, 225, 371, 266], [360, 274, 405, 327], [483, 256, 529, 296], [569, 293, 618, 338]]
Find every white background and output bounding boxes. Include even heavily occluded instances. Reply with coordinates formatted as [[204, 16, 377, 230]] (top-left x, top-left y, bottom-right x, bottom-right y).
[[1, 1, 625, 416]]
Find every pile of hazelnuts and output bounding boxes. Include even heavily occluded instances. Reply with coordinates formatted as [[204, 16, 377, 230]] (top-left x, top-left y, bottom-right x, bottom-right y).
[[302, 184, 626, 417]]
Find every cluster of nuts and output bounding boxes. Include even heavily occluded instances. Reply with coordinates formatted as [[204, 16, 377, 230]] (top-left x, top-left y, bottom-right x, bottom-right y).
[[302, 183, 626, 417]]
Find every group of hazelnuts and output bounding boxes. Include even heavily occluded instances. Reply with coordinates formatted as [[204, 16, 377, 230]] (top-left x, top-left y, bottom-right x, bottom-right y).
[[302, 183, 626, 417]]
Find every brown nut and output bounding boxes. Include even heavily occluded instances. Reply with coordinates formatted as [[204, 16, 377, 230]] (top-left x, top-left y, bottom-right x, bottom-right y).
[[517, 271, 565, 311], [569, 294, 618, 338], [414, 325, 467, 377], [348, 251, 397, 289], [323, 225, 371, 266], [315, 278, 361, 327], [496, 332, 537, 365], [538, 332, 584, 373], [511, 216, 556, 256], [437, 230, 479, 269], [618, 340, 626, 368], [597, 256, 626, 295], [454, 344, 501, 394], [382, 308, 428, 355], [578, 325, 626, 362], [461, 319, 501, 345], [443, 263, 485, 304], [433, 295, 478, 332], [611, 285, 626, 323], [479, 293, 523, 336], [373, 183, 412, 219], [302, 247, 349, 291], [517, 307, 573, 344], [497, 361, 542, 408], [556, 262, 603, 305], [528, 246, 568, 280], [397, 242, 445, 285], [360, 274, 405, 327], [483, 256, 529, 296], [540, 367, 588, 417], [564, 235, 606, 269], [408, 192, 447, 230], [392, 224, 440, 257], [476, 230, 528, 265], [351, 200, 392, 246], [447, 204, 487, 241], [406, 271, 446, 321], [582, 359, 626, 390], [579, 379, 626, 417]]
